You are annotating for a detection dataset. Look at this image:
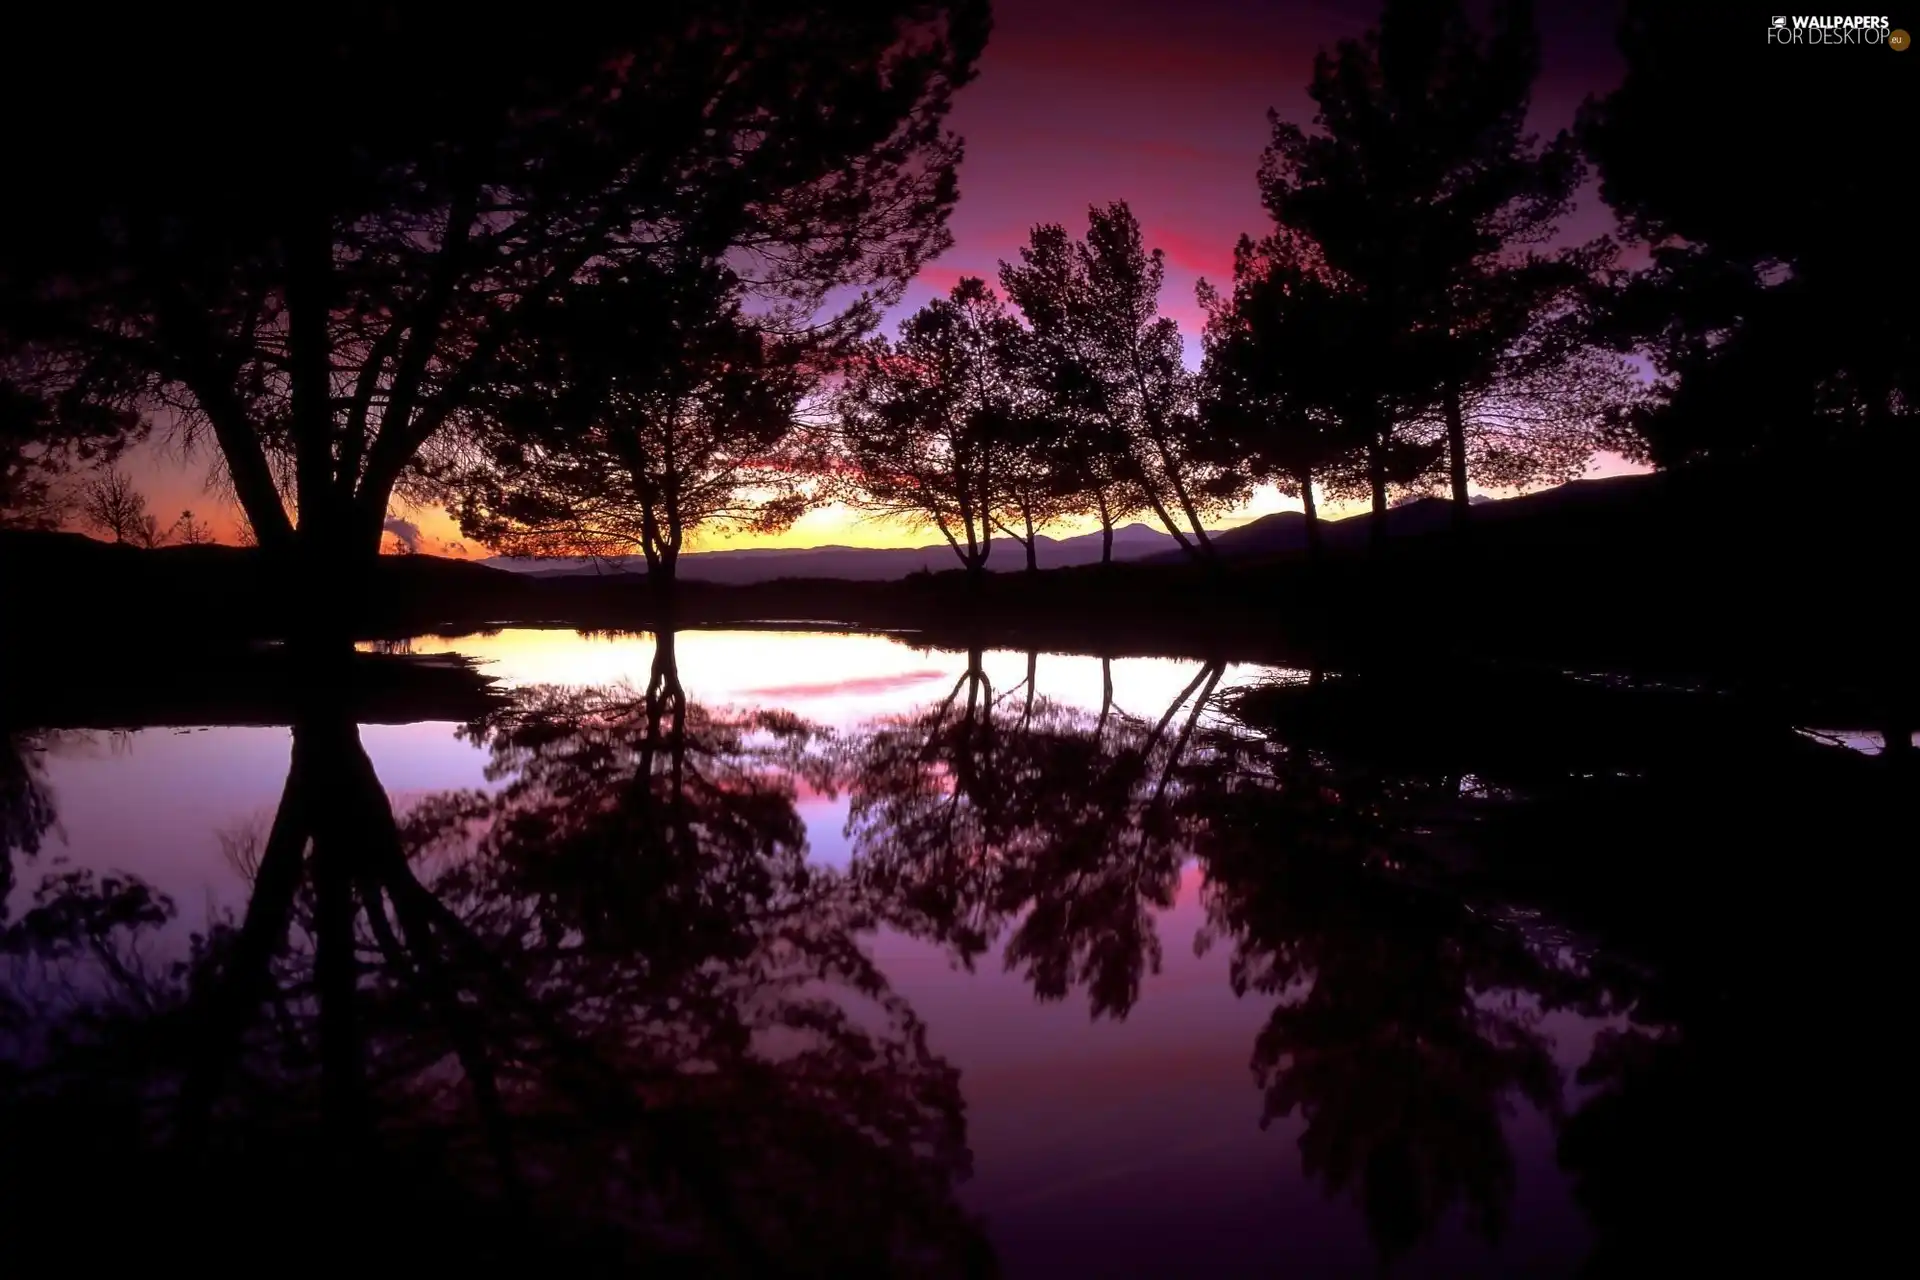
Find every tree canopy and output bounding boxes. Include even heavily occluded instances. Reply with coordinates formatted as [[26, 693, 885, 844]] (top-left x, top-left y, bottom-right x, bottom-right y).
[[834, 277, 1036, 576], [0, 2, 988, 591], [453, 256, 816, 586], [1580, 3, 1915, 468], [1001, 204, 1249, 560], [1253, 0, 1613, 523]]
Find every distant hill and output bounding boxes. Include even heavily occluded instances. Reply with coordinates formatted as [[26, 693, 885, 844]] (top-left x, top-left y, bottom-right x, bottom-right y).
[[1147, 476, 1658, 562], [481, 521, 1180, 583]]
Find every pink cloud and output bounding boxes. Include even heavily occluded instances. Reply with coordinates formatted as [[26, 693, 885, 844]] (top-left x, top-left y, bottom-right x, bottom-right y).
[[1148, 225, 1236, 279], [913, 262, 995, 295]]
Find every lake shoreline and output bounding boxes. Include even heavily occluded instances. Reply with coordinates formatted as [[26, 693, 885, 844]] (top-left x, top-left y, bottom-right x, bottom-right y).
[[5, 465, 1910, 739]]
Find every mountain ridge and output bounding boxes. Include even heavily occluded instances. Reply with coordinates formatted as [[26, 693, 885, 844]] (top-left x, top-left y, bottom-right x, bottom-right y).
[[481, 521, 1179, 582], [479, 479, 1654, 582]]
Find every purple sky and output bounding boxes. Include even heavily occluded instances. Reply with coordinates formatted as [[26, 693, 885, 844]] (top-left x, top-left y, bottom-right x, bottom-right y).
[[121, 0, 1636, 554]]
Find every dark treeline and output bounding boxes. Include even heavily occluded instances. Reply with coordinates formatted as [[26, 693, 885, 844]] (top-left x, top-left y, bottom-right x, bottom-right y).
[[4, 1, 1909, 599]]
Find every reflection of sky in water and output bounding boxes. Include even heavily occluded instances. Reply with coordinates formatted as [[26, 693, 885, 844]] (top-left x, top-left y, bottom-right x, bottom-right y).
[[15, 627, 1596, 1276], [23, 630, 1267, 922], [401, 627, 1270, 726]]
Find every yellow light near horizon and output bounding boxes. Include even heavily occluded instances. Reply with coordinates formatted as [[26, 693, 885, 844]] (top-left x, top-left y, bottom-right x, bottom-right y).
[[101, 436, 1650, 560]]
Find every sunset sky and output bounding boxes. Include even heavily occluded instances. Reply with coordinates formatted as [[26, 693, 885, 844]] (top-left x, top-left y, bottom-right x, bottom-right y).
[[118, 0, 1636, 558]]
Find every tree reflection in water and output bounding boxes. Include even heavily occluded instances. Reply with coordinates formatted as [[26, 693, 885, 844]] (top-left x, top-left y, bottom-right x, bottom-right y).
[[1, 729, 59, 918], [841, 655, 1585, 1258], [840, 648, 1222, 1020], [1189, 692, 1572, 1261], [0, 637, 990, 1275], [2, 643, 1897, 1273]]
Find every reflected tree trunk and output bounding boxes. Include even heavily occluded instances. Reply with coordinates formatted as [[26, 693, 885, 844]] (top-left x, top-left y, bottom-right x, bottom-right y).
[[1147, 662, 1220, 752], [1297, 466, 1322, 564], [964, 646, 986, 720], [181, 639, 484, 1153], [1151, 663, 1223, 804], [310, 722, 371, 1149], [180, 742, 311, 1132], [1097, 658, 1114, 737]]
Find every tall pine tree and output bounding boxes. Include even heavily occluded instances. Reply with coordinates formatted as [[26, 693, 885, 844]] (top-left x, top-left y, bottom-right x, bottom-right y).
[[1259, 0, 1605, 528]]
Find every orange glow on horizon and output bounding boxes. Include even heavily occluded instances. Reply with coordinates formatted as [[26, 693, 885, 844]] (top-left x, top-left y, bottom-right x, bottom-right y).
[[77, 444, 1647, 561]]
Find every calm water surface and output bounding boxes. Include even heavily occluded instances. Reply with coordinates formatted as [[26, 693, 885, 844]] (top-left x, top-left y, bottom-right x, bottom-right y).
[[3, 628, 1884, 1275]]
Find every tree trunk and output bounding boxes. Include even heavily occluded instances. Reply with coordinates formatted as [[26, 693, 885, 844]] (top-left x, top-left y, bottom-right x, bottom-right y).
[[291, 523, 376, 668], [180, 735, 312, 1136], [1368, 436, 1388, 552], [1445, 379, 1470, 525], [1297, 466, 1321, 563], [1096, 488, 1114, 565], [1155, 445, 1215, 558], [1141, 484, 1198, 560], [649, 552, 678, 619], [288, 701, 400, 1158], [309, 732, 368, 1153]]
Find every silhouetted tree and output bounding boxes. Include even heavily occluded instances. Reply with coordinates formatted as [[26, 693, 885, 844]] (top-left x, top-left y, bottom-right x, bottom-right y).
[[992, 235, 1147, 566], [454, 257, 815, 595], [0, 3, 988, 634], [0, 377, 141, 530], [1580, 5, 1915, 472], [1198, 233, 1361, 560], [1258, 0, 1610, 530], [79, 468, 161, 547], [170, 510, 217, 546], [990, 411, 1080, 574], [836, 279, 1033, 578], [1417, 315, 1636, 498], [1001, 205, 1249, 559], [1042, 413, 1148, 566]]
